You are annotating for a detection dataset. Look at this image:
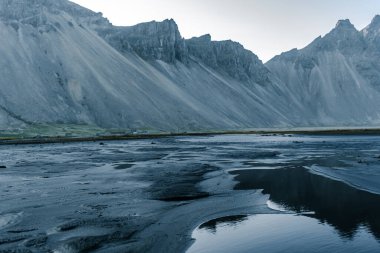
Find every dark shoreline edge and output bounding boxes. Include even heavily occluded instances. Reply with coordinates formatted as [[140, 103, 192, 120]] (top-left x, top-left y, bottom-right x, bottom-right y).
[[1, 128, 380, 146]]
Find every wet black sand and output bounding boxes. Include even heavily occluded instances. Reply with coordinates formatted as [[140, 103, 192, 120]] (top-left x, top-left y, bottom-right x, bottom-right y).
[[0, 134, 380, 252]]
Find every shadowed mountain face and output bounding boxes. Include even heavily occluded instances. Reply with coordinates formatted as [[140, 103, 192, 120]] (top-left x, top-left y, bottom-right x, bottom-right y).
[[0, 0, 380, 131], [231, 167, 380, 240]]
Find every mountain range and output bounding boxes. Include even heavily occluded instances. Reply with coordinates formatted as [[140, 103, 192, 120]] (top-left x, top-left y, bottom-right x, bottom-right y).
[[0, 0, 379, 132]]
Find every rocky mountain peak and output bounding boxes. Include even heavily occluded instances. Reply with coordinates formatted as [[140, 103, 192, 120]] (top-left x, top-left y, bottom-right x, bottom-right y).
[[307, 18, 365, 54], [335, 19, 355, 30], [328, 19, 359, 39], [362, 15, 380, 40], [370, 15, 380, 27], [189, 34, 212, 43]]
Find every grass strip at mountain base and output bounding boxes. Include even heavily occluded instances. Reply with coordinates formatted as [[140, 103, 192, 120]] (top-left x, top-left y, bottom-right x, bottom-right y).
[[1, 124, 380, 145]]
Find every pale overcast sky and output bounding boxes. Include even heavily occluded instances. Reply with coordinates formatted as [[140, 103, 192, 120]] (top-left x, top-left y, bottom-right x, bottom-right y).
[[71, 0, 380, 62]]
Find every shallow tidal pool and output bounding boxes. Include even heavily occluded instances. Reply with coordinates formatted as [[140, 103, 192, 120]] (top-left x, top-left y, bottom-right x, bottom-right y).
[[188, 214, 380, 253]]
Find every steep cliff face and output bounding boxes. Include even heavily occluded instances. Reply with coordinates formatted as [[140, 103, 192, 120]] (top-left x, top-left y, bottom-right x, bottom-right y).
[[99, 22, 270, 84], [186, 34, 270, 84], [358, 15, 380, 90], [99, 19, 188, 63]]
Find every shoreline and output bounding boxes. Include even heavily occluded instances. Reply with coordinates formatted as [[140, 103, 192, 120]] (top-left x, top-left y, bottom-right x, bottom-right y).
[[1, 127, 380, 145]]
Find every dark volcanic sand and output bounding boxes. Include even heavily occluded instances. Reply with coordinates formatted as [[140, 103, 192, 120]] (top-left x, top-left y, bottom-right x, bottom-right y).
[[0, 134, 380, 252]]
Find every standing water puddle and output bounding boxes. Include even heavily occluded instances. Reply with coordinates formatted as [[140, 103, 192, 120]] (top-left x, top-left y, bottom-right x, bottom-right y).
[[188, 167, 380, 253]]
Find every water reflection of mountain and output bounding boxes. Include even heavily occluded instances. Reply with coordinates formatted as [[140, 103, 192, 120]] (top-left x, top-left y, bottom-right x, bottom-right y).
[[230, 167, 380, 240], [199, 215, 248, 234]]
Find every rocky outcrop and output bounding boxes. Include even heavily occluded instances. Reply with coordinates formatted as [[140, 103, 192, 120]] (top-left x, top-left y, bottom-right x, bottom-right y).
[[186, 34, 270, 84], [98, 21, 269, 84], [362, 15, 380, 44], [309, 20, 366, 55], [99, 19, 188, 63]]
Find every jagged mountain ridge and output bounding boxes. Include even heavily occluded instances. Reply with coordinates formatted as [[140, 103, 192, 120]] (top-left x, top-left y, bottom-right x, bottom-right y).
[[97, 19, 271, 85], [0, 0, 379, 131], [0, 0, 292, 131], [266, 17, 380, 125]]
